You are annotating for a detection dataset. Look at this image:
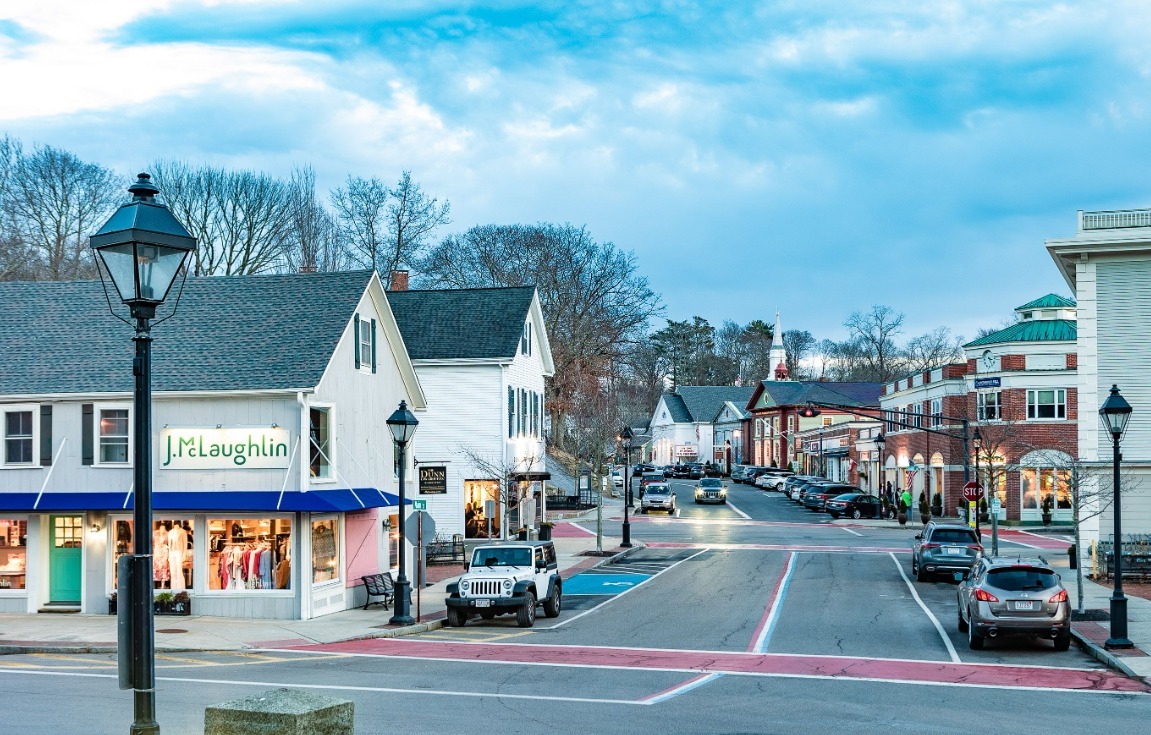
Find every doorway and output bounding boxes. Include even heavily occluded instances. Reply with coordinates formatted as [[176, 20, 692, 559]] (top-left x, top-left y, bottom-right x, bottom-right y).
[[49, 515, 83, 603]]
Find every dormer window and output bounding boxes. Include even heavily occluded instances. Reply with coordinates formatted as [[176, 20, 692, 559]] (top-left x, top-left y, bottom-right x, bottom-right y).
[[1021, 311, 1033, 320]]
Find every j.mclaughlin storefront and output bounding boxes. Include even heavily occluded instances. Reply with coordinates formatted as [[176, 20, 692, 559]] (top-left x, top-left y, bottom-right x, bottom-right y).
[[0, 488, 401, 620]]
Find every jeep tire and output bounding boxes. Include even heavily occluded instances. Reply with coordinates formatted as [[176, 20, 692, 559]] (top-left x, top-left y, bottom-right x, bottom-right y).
[[543, 585, 562, 618], [447, 607, 467, 627], [517, 590, 537, 628]]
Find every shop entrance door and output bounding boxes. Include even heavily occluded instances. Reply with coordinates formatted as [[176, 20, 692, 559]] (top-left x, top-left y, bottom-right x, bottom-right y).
[[49, 515, 83, 603]]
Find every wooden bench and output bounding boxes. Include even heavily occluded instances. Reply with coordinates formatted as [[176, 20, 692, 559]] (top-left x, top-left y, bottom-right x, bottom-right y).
[[361, 572, 394, 610]]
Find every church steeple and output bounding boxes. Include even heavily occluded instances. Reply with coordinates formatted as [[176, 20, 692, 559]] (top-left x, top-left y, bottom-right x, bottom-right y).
[[769, 311, 788, 381]]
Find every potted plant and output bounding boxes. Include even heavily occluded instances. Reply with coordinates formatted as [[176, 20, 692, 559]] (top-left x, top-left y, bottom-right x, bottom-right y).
[[918, 497, 931, 525], [897, 499, 908, 526], [931, 492, 943, 518], [539, 521, 555, 541], [516, 526, 529, 540], [108, 591, 117, 615], [978, 498, 989, 523], [154, 590, 191, 616], [1041, 494, 1054, 526]]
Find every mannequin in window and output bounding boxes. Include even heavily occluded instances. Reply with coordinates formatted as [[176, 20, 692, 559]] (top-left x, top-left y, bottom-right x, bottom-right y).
[[153, 522, 171, 586], [168, 520, 188, 593]]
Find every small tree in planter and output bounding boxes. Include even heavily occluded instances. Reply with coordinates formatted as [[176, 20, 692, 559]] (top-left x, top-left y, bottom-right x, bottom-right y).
[[918, 496, 931, 525], [897, 499, 908, 526], [977, 498, 989, 523], [930, 492, 943, 518], [539, 521, 555, 540]]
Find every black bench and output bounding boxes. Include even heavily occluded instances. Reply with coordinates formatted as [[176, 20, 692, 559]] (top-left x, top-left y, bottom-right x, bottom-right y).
[[361, 572, 394, 610]]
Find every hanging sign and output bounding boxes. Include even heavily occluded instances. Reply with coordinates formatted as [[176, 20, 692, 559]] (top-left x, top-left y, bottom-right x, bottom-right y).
[[419, 466, 448, 494], [160, 427, 291, 470]]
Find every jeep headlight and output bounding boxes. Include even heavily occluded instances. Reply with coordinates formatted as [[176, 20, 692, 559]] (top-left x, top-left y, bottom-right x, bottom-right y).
[[460, 580, 470, 594], [503, 579, 513, 592]]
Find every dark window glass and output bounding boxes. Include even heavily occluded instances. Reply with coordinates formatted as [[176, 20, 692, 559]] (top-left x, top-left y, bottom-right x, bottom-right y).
[[931, 529, 978, 544], [986, 569, 1059, 591]]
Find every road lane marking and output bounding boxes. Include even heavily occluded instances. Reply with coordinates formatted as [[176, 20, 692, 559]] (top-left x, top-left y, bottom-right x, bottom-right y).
[[750, 551, 797, 653], [889, 552, 960, 664], [724, 499, 751, 519], [645, 542, 909, 554], [640, 672, 723, 704], [840, 526, 863, 537], [548, 548, 711, 629]]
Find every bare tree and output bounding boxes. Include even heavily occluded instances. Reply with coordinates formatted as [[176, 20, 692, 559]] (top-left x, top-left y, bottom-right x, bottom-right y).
[[331, 174, 389, 274], [905, 326, 965, 373], [0, 135, 22, 280], [782, 329, 816, 380], [385, 170, 450, 275], [845, 305, 905, 382], [283, 165, 348, 273], [3, 142, 121, 280], [149, 160, 293, 276]]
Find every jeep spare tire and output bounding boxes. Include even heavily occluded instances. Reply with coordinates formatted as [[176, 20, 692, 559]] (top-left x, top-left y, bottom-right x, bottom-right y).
[[517, 590, 537, 627]]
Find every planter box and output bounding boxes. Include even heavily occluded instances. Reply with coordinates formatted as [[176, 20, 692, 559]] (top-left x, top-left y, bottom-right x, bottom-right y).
[[107, 598, 191, 616]]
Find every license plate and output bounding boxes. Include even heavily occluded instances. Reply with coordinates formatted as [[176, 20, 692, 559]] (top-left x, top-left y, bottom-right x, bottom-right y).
[[1012, 601, 1035, 611], [475, 599, 491, 608], [946, 547, 964, 555]]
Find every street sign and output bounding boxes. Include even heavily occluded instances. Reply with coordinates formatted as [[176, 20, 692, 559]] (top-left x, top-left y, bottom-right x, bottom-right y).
[[412, 499, 427, 511], [404, 510, 436, 540], [962, 481, 985, 502]]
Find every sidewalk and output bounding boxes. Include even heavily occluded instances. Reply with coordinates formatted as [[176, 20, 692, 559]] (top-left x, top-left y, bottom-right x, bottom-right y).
[[0, 507, 628, 655]]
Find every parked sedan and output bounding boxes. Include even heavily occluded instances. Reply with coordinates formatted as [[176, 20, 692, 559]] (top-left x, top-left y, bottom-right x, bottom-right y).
[[912, 523, 982, 582], [802, 484, 857, 512], [825, 493, 883, 520], [687, 463, 704, 480], [640, 483, 677, 514], [693, 477, 728, 504], [730, 465, 755, 483], [957, 556, 1071, 651]]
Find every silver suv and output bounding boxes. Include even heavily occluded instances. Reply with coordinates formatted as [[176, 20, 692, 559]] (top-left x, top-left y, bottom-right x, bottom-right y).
[[957, 556, 1071, 651], [694, 477, 727, 504], [640, 483, 676, 514], [911, 522, 982, 582], [445, 541, 561, 628]]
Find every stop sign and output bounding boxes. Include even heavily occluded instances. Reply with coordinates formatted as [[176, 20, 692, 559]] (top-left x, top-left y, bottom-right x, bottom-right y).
[[962, 481, 984, 502]]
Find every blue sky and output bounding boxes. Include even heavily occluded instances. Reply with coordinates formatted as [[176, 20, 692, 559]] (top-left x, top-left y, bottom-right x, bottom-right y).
[[3, 1, 1150, 343]]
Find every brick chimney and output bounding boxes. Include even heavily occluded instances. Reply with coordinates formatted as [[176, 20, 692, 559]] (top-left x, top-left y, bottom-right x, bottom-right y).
[[389, 269, 409, 291]]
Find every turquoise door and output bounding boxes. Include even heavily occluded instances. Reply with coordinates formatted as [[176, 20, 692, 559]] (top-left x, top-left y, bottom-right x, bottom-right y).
[[49, 515, 83, 602]]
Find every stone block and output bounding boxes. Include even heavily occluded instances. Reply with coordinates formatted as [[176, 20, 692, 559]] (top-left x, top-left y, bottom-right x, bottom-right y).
[[204, 688, 353, 735]]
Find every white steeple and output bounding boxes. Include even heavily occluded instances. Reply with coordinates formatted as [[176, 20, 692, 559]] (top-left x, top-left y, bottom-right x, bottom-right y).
[[769, 311, 788, 380]]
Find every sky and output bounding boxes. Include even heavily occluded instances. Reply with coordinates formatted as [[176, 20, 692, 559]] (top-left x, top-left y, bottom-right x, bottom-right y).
[[3, 1, 1151, 344]]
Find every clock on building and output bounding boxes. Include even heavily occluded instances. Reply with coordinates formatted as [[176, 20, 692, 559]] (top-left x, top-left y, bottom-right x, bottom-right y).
[[981, 350, 996, 371]]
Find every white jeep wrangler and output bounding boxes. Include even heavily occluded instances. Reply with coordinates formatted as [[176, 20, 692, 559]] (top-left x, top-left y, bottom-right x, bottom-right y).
[[444, 541, 562, 628]]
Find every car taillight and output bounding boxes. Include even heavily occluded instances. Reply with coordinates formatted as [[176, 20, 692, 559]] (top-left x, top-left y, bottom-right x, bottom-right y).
[[974, 588, 999, 603], [967, 544, 983, 552], [921, 543, 940, 549], [1049, 589, 1068, 603]]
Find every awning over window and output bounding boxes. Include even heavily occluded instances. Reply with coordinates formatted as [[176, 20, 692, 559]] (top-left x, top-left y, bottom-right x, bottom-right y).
[[0, 489, 408, 513]]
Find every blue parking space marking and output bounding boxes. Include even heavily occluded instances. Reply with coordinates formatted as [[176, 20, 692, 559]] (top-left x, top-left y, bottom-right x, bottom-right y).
[[563, 572, 652, 596]]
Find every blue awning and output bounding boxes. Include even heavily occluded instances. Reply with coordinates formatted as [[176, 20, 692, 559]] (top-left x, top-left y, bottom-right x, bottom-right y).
[[0, 489, 406, 513]]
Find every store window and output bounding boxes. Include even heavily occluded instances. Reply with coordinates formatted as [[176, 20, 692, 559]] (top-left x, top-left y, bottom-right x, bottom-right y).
[[98, 408, 130, 464], [977, 392, 1001, 421], [4, 409, 34, 465], [1027, 389, 1067, 420], [207, 518, 292, 591], [464, 479, 501, 539], [311, 518, 340, 585], [0, 519, 27, 590], [112, 519, 196, 592], [309, 407, 332, 479]]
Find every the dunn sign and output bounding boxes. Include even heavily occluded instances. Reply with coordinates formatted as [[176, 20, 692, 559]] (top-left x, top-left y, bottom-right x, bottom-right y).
[[160, 427, 291, 470]]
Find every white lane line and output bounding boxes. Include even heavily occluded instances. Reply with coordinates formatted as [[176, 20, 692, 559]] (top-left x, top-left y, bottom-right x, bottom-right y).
[[840, 526, 864, 537], [641, 672, 723, 704], [724, 499, 751, 519], [889, 552, 961, 664], [751, 551, 798, 653], [560, 522, 597, 537], [548, 548, 711, 630]]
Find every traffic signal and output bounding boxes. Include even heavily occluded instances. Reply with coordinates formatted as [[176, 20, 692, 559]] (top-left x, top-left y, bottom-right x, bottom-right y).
[[798, 404, 822, 418]]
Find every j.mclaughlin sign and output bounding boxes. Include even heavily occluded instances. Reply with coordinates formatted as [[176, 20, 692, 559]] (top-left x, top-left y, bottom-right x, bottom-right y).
[[160, 427, 291, 470]]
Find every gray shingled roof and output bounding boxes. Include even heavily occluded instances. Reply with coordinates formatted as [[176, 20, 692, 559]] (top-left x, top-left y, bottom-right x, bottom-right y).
[[663, 386, 757, 423], [386, 287, 535, 361], [754, 381, 882, 409], [0, 270, 374, 395]]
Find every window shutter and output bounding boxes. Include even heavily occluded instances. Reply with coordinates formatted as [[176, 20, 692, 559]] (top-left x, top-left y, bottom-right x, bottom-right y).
[[371, 318, 377, 373], [40, 405, 52, 466], [508, 387, 514, 438], [353, 313, 361, 369], [81, 403, 94, 465]]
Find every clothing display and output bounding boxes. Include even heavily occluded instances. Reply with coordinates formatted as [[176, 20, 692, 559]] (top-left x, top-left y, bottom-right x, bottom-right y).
[[152, 527, 170, 583], [167, 524, 188, 594], [214, 543, 285, 590]]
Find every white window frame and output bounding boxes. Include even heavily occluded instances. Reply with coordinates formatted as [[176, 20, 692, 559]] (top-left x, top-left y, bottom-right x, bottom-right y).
[[309, 404, 336, 483], [201, 513, 295, 596], [2, 403, 39, 468], [94, 403, 133, 467], [977, 392, 1001, 422], [1026, 388, 1067, 421], [930, 399, 942, 428], [358, 317, 373, 371], [521, 321, 532, 356]]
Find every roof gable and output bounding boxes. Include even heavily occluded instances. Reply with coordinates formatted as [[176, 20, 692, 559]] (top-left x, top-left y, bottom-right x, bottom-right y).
[[963, 319, 1077, 348], [386, 287, 536, 361], [749, 380, 882, 410], [0, 271, 381, 395], [663, 386, 757, 424], [1015, 294, 1076, 310]]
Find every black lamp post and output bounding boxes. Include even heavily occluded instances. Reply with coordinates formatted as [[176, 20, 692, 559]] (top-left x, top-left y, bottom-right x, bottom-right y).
[[91, 173, 196, 735], [620, 426, 633, 548], [972, 427, 983, 543], [874, 432, 885, 498], [1099, 384, 1134, 649], [387, 400, 419, 626], [818, 425, 825, 477]]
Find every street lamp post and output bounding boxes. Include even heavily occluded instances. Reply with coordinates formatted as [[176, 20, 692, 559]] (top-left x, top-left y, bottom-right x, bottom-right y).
[[874, 432, 886, 499], [1099, 384, 1134, 649], [91, 173, 196, 735], [620, 426, 633, 548], [387, 401, 419, 626], [972, 427, 984, 547], [818, 425, 825, 477]]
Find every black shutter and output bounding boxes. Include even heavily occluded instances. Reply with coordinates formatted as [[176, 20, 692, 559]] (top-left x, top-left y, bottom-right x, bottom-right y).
[[508, 387, 515, 438], [40, 405, 52, 466], [353, 314, 361, 369], [371, 318, 377, 373], [81, 403, 94, 465]]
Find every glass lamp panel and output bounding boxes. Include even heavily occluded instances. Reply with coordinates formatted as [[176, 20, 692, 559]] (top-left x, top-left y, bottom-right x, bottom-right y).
[[136, 244, 188, 302], [388, 418, 417, 444], [96, 243, 140, 303]]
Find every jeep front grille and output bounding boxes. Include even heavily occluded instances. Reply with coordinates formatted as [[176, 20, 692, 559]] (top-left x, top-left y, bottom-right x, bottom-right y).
[[468, 580, 505, 597]]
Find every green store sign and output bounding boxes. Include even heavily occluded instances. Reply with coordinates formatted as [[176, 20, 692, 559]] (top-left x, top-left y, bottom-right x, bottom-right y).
[[160, 427, 291, 470]]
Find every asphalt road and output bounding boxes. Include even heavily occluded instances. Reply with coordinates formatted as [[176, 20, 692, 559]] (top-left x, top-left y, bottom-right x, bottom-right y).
[[2, 479, 1144, 734]]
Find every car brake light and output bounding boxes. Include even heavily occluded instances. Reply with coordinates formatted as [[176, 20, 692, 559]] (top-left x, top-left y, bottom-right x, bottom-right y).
[[967, 544, 983, 552], [921, 543, 940, 549], [974, 588, 999, 603], [1049, 589, 1068, 603]]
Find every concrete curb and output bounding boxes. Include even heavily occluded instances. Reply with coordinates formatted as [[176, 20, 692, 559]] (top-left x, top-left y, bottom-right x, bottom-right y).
[[1070, 630, 1143, 679]]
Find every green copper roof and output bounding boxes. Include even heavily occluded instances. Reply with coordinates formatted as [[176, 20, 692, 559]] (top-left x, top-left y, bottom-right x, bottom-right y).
[[1015, 294, 1076, 311], [964, 319, 1077, 348]]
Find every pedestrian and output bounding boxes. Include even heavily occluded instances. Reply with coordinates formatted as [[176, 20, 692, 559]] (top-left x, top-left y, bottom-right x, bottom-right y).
[[901, 487, 912, 513], [885, 481, 894, 505]]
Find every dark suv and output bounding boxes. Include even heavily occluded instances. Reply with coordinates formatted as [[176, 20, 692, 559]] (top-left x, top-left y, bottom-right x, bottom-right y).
[[912, 523, 982, 582]]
